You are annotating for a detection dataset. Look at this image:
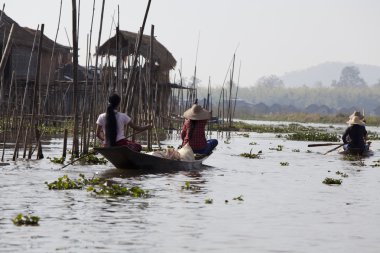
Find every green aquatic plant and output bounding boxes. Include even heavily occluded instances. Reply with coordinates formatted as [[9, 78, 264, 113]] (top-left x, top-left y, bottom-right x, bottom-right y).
[[181, 181, 201, 191], [322, 177, 342, 185], [87, 183, 148, 197], [205, 198, 213, 204], [335, 171, 348, 178], [12, 213, 40, 226], [280, 162, 289, 166], [233, 195, 244, 201], [239, 149, 262, 159], [286, 132, 339, 142], [50, 156, 65, 164], [45, 174, 101, 190], [269, 145, 283, 151], [82, 154, 107, 165], [370, 160, 380, 167]]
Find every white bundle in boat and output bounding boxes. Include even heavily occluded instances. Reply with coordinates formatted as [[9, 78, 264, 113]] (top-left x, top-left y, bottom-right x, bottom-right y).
[[178, 144, 195, 161]]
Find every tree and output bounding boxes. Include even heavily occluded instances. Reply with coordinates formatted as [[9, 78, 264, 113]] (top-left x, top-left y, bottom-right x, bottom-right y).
[[255, 75, 284, 88], [333, 66, 367, 87]]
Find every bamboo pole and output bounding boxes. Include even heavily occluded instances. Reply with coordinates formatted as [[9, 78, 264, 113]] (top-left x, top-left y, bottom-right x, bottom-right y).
[[1, 71, 14, 161], [13, 25, 39, 161], [28, 24, 44, 160], [122, 0, 152, 114], [0, 23, 14, 106], [71, 0, 80, 158], [42, 0, 62, 115]]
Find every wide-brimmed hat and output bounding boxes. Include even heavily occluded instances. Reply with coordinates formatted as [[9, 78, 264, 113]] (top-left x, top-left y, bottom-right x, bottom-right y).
[[349, 111, 364, 120], [183, 104, 211, 120], [347, 116, 365, 126]]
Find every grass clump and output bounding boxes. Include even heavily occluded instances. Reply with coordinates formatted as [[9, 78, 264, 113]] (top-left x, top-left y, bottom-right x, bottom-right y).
[[280, 162, 289, 166], [12, 213, 40, 226], [269, 145, 283, 151], [181, 181, 201, 191], [240, 149, 262, 159], [205, 198, 213, 204], [50, 156, 65, 164], [233, 195, 244, 201], [322, 177, 342, 185], [336, 171, 348, 178]]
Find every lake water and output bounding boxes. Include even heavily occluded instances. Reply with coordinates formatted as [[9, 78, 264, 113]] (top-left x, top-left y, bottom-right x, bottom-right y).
[[1, 122, 380, 253]]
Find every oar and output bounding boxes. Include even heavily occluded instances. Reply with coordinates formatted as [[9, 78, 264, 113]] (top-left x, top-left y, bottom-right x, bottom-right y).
[[308, 143, 343, 147], [323, 144, 345, 155]]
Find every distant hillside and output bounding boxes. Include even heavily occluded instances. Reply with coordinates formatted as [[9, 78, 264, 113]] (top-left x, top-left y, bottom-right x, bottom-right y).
[[280, 62, 380, 87]]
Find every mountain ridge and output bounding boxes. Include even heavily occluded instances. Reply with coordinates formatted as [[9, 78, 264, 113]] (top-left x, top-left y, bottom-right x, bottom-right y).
[[280, 61, 380, 87]]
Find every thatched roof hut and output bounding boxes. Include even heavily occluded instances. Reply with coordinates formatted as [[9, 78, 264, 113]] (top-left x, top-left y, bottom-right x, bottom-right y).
[[97, 30, 176, 72], [0, 10, 71, 82]]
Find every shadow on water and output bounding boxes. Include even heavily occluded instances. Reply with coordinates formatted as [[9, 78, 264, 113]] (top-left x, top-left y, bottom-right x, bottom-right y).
[[99, 164, 214, 179]]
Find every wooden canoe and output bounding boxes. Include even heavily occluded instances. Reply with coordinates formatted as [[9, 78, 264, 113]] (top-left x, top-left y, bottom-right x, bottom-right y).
[[94, 146, 210, 170], [338, 142, 373, 156]]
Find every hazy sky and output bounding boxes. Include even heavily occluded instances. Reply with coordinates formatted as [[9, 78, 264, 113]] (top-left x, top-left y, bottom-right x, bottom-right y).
[[2, 0, 380, 87]]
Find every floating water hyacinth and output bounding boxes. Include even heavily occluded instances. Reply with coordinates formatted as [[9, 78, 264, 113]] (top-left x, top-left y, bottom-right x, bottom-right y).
[[335, 171, 348, 178], [240, 149, 262, 159], [322, 177, 342, 185], [286, 132, 339, 142], [233, 195, 244, 201], [205, 198, 213, 204], [12, 213, 40, 226]]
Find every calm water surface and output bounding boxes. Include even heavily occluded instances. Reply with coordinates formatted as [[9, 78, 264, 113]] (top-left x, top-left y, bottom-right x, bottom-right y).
[[1, 122, 380, 253]]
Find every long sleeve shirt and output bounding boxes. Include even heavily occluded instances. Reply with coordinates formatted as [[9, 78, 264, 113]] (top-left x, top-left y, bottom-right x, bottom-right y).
[[181, 119, 207, 151], [342, 124, 367, 149]]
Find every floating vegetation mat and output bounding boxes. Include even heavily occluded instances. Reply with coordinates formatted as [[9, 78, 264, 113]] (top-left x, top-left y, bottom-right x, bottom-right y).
[[322, 177, 342, 185], [286, 132, 339, 142], [240, 149, 262, 159], [12, 213, 40, 226], [46, 174, 148, 198]]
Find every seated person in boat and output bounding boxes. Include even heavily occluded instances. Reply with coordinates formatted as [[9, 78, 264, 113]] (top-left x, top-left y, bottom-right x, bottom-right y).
[[342, 115, 368, 154], [96, 93, 152, 152], [181, 103, 218, 155], [349, 110, 366, 123]]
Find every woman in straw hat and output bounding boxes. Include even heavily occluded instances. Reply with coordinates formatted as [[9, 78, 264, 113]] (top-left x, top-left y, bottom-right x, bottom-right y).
[[342, 115, 368, 154], [181, 103, 218, 155], [349, 110, 366, 123], [96, 93, 152, 152]]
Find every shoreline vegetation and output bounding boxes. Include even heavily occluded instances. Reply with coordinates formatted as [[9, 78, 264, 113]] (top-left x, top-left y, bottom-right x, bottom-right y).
[[232, 113, 380, 126]]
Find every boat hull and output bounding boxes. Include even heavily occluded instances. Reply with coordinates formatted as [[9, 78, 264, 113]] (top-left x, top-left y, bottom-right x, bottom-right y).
[[94, 146, 208, 170]]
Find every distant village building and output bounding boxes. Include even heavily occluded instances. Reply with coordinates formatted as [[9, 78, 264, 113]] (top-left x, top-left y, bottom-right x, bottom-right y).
[[0, 10, 71, 84], [96, 30, 180, 119]]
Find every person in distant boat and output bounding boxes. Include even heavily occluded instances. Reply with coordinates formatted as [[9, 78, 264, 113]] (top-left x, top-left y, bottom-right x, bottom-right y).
[[349, 111, 366, 123], [96, 93, 152, 152], [342, 115, 368, 154], [181, 102, 218, 155]]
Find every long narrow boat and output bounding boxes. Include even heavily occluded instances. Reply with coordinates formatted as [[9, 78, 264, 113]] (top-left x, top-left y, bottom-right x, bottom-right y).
[[94, 146, 210, 170], [338, 142, 373, 157]]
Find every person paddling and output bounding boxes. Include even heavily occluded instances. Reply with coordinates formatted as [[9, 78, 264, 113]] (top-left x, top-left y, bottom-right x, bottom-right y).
[[96, 93, 152, 152], [181, 103, 218, 155], [342, 115, 368, 155]]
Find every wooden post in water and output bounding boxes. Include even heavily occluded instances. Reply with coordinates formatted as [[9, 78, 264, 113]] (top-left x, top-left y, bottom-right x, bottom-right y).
[[0, 23, 14, 108], [63, 128, 68, 158], [71, 0, 80, 158], [28, 24, 44, 160]]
